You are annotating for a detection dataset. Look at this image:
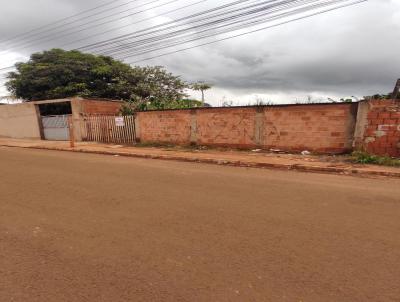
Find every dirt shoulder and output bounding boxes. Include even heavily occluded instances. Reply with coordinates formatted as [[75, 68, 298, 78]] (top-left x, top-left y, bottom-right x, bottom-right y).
[[1, 138, 399, 178], [1, 147, 400, 302]]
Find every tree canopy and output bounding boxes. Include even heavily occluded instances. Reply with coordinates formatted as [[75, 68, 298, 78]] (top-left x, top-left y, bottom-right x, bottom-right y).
[[191, 81, 212, 104], [6, 49, 188, 108], [363, 93, 393, 100]]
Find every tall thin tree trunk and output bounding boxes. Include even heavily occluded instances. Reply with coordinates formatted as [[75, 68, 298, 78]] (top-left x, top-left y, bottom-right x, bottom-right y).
[[201, 90, 205, 106]]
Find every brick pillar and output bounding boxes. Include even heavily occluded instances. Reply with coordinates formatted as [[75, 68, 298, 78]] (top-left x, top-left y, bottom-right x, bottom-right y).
[[353, 101, 369, 149], [70, 97, 83, 142], [135, 113, 141, 142], [190, 109, 197, 145], [254, 108, 265, 146]]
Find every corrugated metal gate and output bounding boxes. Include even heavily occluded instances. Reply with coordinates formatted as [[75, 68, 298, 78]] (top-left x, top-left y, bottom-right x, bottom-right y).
[[41, 115, 70, 141]]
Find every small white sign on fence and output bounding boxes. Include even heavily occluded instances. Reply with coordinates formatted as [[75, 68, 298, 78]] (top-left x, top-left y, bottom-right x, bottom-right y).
[[115, 117, 125, 127]]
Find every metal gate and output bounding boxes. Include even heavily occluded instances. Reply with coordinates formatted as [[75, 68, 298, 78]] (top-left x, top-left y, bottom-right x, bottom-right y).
[[41, 115, 70, 141], [80, 115, 136, 144]]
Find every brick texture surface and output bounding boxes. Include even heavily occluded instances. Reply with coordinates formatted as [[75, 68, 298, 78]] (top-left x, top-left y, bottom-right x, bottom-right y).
[[196, 107, 258, 147], [264, 105, 356, 153], [137, 111, 192, 144], [136, 103, 358, 154], [82, 99, 122, 115], [77, 98, 399, 156], [362, 100, 400, 157]]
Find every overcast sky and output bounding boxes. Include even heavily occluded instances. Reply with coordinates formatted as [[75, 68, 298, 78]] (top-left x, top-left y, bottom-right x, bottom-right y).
[[0, 0, 399, 105]]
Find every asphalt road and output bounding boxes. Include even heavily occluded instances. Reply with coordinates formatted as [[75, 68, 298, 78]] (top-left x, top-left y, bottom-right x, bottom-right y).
[[1, 146, 400, 302]]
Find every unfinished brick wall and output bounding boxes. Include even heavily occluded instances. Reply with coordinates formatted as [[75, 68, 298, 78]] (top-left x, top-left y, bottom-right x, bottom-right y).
[[359, 100, 400, 157], [81, 99, 122, 115], [137, 110, 192, 144], [66, 97, 400, 157], [264, 104, 357, 153], [136, 103, 358, 154], [196, 107, 258, 147]]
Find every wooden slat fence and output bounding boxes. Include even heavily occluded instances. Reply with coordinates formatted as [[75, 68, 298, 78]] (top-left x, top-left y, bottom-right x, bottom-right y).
[[80, 115, 136, 144]]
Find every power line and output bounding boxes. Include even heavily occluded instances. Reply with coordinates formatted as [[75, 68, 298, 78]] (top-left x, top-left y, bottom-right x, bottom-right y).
[[0, 0, 127, 44], [1, 0, 173, 52], [81, 0, 347, 57], [1, 0, 150, 48], [0, 0, 366, 73], [3, 0, 265, 54], [0, 0, 281, 77], [59, 0, 208, 49], [77, 0, 255, 51], [91, 0, 279, 53], [113, 5, 322, 58], [96, 0, 313, 56], [0, 0, 202, 70], [125, 0, 366, 63]]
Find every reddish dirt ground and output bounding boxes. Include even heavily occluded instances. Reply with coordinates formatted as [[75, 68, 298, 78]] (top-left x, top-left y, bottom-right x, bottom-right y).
[[1, 146, 400, 302]]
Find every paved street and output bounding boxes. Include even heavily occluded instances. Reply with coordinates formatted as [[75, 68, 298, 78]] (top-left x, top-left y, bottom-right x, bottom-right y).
[[1, 146, 399, 302]]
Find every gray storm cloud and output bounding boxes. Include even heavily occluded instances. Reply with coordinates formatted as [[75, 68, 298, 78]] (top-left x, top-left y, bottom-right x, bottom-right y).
[[0, 0, 399, 104]]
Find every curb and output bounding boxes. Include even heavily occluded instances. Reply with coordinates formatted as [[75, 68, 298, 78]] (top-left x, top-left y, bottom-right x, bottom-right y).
[[2, 144, 400, 178]]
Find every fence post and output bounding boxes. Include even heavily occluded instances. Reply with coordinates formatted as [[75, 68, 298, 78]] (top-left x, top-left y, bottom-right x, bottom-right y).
[[190, 109, 197, 145], [254, 107, 265, 146], [134, 113, 141, 143], [68, 116, 75, 148]]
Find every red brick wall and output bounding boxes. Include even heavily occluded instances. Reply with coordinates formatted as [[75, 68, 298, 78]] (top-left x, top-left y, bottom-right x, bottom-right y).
[[76, 98, 400, 156], [362, 100, 400, 157], [264, 104, 357, 153], [82, 99, 122, 115], [136, 103, 358, 154], [137, 110, 192, 144], [196, 107, 258, 147]]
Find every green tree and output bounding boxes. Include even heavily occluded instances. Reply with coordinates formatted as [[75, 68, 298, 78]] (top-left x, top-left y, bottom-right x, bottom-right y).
[[6, 49, 188, 105], [191, 82, 212, 105], [120, 98, 205, 115], [363, 93, 392, 100]]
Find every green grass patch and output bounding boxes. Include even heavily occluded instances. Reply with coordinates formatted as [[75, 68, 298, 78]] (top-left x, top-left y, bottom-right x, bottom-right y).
[[351, 151, 400, 167]]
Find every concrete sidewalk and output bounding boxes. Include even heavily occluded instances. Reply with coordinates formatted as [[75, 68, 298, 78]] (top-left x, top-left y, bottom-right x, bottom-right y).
[[1, 138, 399, 178]]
